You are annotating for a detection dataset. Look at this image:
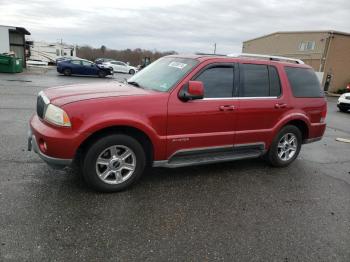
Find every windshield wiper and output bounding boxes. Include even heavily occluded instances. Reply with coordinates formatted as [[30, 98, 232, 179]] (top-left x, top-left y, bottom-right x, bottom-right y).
[[127, 81, 141, 88]]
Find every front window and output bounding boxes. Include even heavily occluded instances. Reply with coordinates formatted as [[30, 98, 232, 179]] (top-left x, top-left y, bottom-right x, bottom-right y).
[[82, 60, 93, 66], [127, 57, 198, 92]]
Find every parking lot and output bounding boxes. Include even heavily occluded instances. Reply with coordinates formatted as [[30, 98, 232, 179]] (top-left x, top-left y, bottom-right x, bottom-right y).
[[0, 68, 349, 261]]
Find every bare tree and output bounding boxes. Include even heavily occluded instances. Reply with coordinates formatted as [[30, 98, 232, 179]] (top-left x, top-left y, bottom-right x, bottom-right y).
[[77, 46, 177, 66]]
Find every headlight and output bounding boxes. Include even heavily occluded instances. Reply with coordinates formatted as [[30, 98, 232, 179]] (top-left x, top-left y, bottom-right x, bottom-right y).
[[44, 104, 71, 127]]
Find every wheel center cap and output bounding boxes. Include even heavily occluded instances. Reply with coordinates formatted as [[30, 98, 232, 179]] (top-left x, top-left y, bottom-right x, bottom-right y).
[[109, 158, 121, 170]]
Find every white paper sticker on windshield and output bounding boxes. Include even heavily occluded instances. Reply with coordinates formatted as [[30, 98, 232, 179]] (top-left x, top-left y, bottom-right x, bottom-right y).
[[168, 61, 187, 69]]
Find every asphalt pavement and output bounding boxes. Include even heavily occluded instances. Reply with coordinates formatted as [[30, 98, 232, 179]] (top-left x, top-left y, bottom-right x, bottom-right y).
[[0, 68, 349, 261]]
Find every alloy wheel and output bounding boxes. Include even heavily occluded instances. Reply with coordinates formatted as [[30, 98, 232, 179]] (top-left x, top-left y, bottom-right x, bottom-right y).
[[95, 145, 136, 184], [277, 133, 297, 161]]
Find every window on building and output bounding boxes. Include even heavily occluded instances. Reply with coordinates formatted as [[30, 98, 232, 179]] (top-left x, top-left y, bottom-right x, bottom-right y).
[[195, 66, 234, 98], [285, 67, 323, 97], [299, 41, 315, 51], [56, 49, 60, 56]]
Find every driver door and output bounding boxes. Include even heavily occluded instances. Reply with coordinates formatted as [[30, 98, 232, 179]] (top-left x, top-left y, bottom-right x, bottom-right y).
[[81, 60, 96, 75], [166, 63, 238, 159]]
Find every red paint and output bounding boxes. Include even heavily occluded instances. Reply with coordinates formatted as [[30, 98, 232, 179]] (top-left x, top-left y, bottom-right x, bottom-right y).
[[188, 81, 204, 96], [29, 55, 327, 162]]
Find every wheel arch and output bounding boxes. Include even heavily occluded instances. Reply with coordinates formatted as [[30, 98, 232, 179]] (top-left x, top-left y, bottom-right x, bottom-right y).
[[76, 125, 154, 166], [271, 114, 311, 147], [284, 119, 309, 141]]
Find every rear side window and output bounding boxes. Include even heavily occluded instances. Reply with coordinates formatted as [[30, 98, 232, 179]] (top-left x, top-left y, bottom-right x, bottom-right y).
[[285, 67, 324, 97], [195, 66, 234, 98], [269, 66, 281, 97], [239, 64, 281, 97]]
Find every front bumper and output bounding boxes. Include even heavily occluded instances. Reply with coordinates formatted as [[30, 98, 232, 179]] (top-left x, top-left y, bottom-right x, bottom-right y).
[[27, 127, 72, 169], [337, 102, 350, 110]]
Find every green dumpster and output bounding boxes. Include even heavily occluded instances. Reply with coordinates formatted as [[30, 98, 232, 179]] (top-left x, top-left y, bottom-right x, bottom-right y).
[[0, 54, 21, 73], [14, 58, 23, 73]]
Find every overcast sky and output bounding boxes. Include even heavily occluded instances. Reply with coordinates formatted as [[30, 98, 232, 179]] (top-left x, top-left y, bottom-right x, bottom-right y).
[[0, 0, 349, 54]]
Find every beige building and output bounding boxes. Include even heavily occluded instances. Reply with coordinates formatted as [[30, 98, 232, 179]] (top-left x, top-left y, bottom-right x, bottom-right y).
[[242, 31, 350, 92]]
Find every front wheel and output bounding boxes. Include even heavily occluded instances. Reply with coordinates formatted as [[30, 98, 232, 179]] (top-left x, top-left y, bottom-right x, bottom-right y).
[[63, 68, 72, 76], [266, 125, 302, 167], [82, 134, 146, 192], [98, 70, 107, 78], [129, 69, 135, 75]]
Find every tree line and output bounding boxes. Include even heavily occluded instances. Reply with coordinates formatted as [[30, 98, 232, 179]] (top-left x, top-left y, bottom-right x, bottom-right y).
[[76, 45, 177, 66]]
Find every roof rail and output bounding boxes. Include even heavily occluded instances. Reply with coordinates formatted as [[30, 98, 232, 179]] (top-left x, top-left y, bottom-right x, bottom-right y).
[[227, 53, 305, 64]]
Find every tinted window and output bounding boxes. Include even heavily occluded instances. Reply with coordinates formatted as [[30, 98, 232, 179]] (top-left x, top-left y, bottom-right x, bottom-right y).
[[195, 66, 234, 98], [240, 64, 269, 97], [71, 60, 81, 65], [82, 61, 93, 66], [268, 66, 281, 96], [285, 67, 323, 97]]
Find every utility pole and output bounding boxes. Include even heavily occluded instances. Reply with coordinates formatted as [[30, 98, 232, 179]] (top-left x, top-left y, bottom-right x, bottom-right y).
[[213, 43, 216, 54]]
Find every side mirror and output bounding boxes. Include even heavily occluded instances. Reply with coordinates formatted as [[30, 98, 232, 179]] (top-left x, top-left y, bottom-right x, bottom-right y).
[[179, 81, 204, 102]]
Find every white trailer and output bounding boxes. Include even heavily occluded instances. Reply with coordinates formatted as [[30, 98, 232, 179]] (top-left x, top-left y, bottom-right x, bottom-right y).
[[27, 41, 76, 64]]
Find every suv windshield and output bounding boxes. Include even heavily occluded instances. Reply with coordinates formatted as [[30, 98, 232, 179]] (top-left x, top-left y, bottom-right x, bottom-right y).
[[127, 57, 198, 92]]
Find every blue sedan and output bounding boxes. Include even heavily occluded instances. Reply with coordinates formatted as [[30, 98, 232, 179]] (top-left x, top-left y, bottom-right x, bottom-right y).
[[57, 59, 113, 78]]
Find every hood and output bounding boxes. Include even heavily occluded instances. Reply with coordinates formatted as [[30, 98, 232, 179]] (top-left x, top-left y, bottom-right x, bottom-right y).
[[44, 82, 154, 106]]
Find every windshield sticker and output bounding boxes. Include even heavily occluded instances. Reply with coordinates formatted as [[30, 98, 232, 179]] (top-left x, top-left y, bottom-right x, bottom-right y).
[[168, 61, 187, 69]]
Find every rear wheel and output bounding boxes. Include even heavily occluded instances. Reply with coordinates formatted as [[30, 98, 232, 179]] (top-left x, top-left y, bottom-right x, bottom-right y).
[[98, 70, 107, 78], [266, 125, 302, 167], [82, 134, 146, 192], [63, 68, 72, 76], [129, 69, 135, 75]]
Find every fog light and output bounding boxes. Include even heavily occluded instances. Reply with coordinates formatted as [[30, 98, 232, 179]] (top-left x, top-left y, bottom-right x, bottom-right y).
[[39, 139, 47, 152]]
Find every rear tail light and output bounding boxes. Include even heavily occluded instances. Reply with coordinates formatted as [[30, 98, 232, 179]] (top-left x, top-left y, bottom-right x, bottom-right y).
[[320, 107, 327, 123]]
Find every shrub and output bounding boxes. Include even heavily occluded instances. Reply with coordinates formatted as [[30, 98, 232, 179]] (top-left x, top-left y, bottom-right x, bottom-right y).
[[336, 88, 348, 94]]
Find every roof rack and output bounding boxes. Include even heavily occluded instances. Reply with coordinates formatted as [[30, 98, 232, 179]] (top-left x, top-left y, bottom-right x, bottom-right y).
[[227, 53, 304, 64]]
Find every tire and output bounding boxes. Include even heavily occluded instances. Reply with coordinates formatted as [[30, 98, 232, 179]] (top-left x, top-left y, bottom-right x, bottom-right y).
[[98, 70, 107, 78], [339, 107, 348, 113], [266, 125, 302, 167], [63, 68, 72, 76], [82, 134, 146, 192], [129, 69, 135, 75]]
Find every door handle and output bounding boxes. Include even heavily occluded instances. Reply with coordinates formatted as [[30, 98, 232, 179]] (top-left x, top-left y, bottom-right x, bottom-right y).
[[275, 103, 287, 109], [219, 105, 235, 111]]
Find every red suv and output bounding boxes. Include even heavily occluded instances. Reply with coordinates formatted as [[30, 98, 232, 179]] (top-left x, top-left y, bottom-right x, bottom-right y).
[[28, 54, 327, 192]]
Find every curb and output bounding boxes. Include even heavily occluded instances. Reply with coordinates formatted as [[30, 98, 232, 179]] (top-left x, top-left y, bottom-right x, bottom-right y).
[[326, 93, 341, 97]]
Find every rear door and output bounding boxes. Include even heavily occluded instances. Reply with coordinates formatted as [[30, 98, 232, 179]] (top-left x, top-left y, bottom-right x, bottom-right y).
[[235, 62, 288, 146], [70, 60, 83, 74]]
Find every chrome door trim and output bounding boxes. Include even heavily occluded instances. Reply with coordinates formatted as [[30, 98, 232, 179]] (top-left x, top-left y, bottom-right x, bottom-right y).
[[202, 96, 278, 101]]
